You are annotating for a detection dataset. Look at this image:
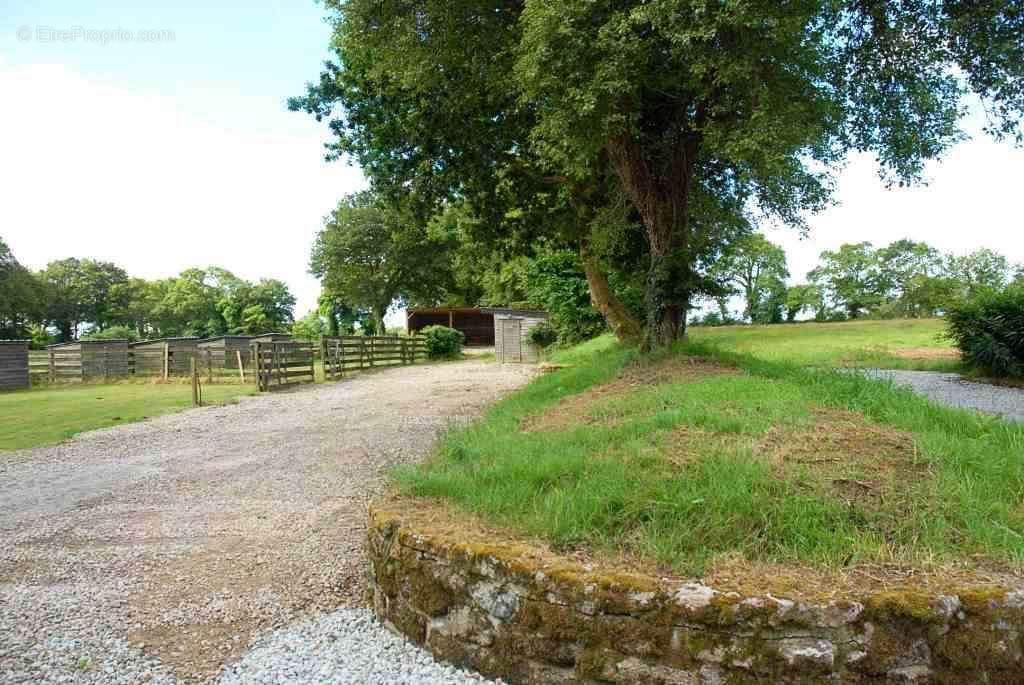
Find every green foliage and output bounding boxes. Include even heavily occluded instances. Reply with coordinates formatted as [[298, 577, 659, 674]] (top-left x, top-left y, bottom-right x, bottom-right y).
[[311, 192, 454, 334], [292, 310, 327, 341], [527, 321, 558, 349], [946, 286, 1024, 378], [783, 284, 825, 323], [420, 325, 464, 359], [0, 237, 43, 339], [712, 234, 789, 323], [525, 250, 606, 344], [299, 0, 1024, 348], [946, 248, 1012, 297], [81, 325, 139, 342]]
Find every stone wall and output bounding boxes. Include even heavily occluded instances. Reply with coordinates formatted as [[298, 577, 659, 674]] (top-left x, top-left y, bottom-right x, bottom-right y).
[[367, 503, 1024, 684]]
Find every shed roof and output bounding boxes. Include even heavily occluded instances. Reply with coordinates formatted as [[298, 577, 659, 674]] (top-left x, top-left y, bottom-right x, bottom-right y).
[[481, 308, 549, 319], [131, 337, 202, 346], [48, 339, 130, 349]]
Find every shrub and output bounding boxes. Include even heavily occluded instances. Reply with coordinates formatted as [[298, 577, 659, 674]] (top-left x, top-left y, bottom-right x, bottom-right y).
[[946, 286, 1024, 377], [420, 325, 464, 359], [527, 321, 558, 348]]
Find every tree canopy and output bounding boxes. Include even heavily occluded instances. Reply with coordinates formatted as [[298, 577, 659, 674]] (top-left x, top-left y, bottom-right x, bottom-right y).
[[295, 0, 1024, 349]]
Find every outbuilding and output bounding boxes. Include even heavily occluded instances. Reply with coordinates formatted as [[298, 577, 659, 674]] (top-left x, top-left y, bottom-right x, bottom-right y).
[[0, 340, 30, 391], [483, 308, 550, 363], [197, 336, 254, 372], [47, 339, 130, 381], [130, 337, 201, 377], [406, 308, 495, 347]]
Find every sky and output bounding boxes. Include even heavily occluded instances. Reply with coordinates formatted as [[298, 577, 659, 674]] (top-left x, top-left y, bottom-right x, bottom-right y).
[[1, 3, 1022, 322]]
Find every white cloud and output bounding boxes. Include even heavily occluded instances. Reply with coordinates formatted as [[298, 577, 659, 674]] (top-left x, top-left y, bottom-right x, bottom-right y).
[[0, 62, 364, 316], [2, 63, 1020, 328], [767, 137, 1024, 286]]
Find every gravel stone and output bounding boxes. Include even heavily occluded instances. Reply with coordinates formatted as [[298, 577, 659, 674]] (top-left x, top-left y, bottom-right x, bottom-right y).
[[864, 369, 1024, 423], [216, 608, 502, 685], [0, 360, 530, 684]]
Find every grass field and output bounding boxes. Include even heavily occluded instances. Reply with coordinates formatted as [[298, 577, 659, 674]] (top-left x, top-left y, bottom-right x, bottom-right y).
[[690, 318, 961, 371], [398, 320, 1024, 588], [0, 381, 256, 451]]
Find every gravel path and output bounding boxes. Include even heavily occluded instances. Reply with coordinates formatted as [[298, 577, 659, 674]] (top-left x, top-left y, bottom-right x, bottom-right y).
[[1, 361, 531, 684], [865, 369, 1024, 423]]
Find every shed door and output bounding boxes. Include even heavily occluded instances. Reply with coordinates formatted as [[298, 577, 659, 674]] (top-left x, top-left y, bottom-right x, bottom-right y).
[[500, 319, 522, 363]]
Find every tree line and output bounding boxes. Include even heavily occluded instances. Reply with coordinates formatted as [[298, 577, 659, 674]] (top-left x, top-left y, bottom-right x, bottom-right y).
[[699, 237, 1022, 326], [291, 0, 1023, 351], [0, 237, 296, 345]]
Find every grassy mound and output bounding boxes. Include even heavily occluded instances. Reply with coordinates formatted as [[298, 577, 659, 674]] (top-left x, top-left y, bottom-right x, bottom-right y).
[[397, 329, 1024, 583]]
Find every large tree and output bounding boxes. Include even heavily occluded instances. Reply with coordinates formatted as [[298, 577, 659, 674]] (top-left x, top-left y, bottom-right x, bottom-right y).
[[310, 192, 452, 334], [809, 243, 882, 319], [712, 234, 789, 323], [298, 0, 1024, 348], [0, 238, 43, 339]]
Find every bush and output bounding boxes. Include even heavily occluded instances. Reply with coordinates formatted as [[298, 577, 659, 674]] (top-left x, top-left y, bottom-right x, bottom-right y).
[[527, 321, 558, 348], [420, 325, 464, 359], [946, 286, 1024, 378]]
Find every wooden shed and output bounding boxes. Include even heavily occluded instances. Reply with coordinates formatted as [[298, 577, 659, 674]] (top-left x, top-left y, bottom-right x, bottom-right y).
[[249, 332, 294, 344], [131, 337, 201, 377], [197, 336, 254, 371], [47, 339, 130, 380], [406, 307, 495, 346], [484, 308, 549, 363], [0, 340, 30, 391]]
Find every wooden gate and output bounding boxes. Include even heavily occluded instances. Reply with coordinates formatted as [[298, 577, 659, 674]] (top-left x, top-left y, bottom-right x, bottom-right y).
[[252, 341, 315, 392], [322, 335, 427, 379], [498, 319, 522, 363]]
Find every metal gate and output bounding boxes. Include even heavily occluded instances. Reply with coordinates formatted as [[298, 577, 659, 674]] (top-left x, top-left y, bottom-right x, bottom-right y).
[[498, 318, 522, 363]]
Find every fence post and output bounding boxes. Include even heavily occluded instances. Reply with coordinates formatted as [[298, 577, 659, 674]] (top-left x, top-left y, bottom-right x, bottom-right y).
[[191, 356, 199, 406], [48, 349, 55, 383], [237, 350, 245, 382]]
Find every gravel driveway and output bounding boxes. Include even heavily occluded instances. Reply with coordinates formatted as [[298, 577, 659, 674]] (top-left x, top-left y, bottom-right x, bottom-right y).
[[866, 369, 1024, 423], [0, 360, 532, 684]]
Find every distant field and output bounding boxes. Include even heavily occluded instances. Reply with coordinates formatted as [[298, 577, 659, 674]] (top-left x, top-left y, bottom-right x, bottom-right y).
[[689, 318, 960, 371], [0, 382, 256, 451]]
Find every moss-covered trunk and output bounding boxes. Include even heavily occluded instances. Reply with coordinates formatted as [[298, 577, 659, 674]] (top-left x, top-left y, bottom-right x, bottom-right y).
[[608, 132, 697, 350], [579, 240, 642, 344]]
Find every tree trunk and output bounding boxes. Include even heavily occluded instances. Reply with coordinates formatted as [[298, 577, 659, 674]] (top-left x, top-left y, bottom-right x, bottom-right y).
[[372, 306, 387, 336], [579, 240, 642, 344], [607, 132, 698, 350]]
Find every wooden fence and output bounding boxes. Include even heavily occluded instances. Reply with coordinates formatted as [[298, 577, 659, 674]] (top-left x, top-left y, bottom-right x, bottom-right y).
[[321, 335, 428, 379], [252, 340, 316, 392], [0, 341, 30, 391]]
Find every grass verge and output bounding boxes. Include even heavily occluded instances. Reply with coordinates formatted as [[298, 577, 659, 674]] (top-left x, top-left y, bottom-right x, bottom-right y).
[[396, 330, 1024, 582], [0, 381, 256, 451]]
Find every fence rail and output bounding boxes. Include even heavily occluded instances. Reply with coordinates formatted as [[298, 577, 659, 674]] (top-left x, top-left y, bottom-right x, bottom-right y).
[[21, 335, 429, 389], [322, 335, 427, 380], [253, 341, 316, 392]]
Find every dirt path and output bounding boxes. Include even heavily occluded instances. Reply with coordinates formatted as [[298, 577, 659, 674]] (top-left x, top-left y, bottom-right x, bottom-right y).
[[0, 361, 533, 684]]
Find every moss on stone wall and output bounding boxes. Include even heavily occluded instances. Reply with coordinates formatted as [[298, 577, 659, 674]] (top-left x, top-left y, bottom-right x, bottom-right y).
[[366, 499, 1024, 684]]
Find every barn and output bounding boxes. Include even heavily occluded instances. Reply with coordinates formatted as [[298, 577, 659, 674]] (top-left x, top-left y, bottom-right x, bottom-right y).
[[405, 308, 495, 347], [130, 337, 201, 377], [0, 340, 30, 391], [484, 308, 550, 363]]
